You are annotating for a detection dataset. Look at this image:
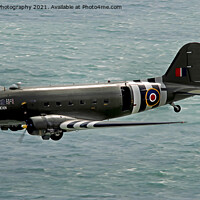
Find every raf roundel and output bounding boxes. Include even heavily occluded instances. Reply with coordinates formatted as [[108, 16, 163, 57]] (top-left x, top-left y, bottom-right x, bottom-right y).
[[145, 88, 160, 107]]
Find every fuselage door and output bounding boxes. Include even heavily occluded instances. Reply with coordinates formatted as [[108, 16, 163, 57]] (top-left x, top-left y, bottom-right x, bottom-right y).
[[121, 86, 132, 111]]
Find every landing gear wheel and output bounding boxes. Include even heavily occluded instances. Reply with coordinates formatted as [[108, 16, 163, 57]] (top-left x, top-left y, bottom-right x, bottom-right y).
[[174, 105, 181, 113], [50, 132, 63, 141], [42, 135, 50, 140]]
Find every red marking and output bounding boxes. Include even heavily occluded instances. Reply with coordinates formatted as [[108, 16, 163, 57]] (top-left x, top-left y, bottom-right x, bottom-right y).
[[175, 68, 181, 77], [150, 93, 156, 102]]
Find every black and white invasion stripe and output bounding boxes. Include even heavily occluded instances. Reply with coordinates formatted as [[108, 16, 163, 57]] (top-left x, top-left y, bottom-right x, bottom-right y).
[[60, 120, 101, 131]]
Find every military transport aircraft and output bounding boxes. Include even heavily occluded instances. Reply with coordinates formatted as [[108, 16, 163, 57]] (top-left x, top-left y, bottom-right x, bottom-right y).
[[0, 42, 199, 141]]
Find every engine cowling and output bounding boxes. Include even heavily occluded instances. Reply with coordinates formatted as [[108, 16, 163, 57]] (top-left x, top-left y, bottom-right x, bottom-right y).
[[26, 115, 75, 140]]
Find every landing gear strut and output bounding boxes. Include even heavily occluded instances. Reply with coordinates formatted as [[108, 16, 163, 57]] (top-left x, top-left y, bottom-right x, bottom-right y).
[[171, 102, 181, 113]]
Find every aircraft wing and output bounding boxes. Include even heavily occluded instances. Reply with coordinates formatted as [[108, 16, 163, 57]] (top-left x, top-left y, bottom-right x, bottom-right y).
[[0, 115, 184, 141], [176, 90, 200, 95], [0, 120, 24, 131], [167, 84, 200, 96], [60, 120, 184, 131]]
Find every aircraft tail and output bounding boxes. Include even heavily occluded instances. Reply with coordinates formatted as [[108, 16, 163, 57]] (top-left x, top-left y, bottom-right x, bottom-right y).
[[163, 42, 200, 86]]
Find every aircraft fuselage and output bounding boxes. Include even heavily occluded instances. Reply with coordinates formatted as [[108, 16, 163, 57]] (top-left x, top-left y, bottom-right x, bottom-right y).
[[0, 79, 169, 124]]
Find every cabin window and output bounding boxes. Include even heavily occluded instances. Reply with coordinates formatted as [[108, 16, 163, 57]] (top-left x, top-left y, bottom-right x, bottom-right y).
[[44, 102, 50, 107], [68, 101, 74, 106], [56, 102, 62, 107], [80, 100, 86, 105], [104, 99, 109, 104], [92, 99, 97, 104]]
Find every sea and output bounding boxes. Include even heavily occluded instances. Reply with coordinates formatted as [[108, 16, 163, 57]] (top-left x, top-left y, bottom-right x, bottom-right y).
[[0, 0, 200, 199]]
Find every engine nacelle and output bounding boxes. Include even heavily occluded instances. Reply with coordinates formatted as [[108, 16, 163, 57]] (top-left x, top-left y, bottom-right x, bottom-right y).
[[26, 115, 75, 136]]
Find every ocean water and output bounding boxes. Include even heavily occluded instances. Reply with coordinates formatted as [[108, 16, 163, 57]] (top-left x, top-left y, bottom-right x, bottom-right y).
[[1, 0, 200, 199]]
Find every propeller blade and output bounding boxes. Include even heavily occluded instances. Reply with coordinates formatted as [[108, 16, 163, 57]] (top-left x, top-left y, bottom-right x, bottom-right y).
[[18, 129, 26, 143]]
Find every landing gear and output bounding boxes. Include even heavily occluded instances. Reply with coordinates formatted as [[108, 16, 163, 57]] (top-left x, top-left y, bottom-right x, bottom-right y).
[[41, 130, 63, 141], [171, 102, 181, 113], [174, 105, 181, 113], [50, 132, 63, 141], [42, 134, 51, 140]]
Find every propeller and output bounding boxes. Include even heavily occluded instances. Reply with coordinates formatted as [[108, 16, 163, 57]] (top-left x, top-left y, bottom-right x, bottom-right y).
[[18, 125, 28, 143]]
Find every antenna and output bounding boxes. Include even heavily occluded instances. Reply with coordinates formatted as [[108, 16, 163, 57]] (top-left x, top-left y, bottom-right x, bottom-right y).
[[9, 82, 22, 90]]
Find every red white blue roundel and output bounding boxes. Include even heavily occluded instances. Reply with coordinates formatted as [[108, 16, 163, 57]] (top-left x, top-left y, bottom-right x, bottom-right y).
[[145, 88, 160, 107]]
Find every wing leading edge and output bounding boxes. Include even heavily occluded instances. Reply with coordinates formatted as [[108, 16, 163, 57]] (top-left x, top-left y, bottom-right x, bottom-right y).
[[60, 120, 184, 131]]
